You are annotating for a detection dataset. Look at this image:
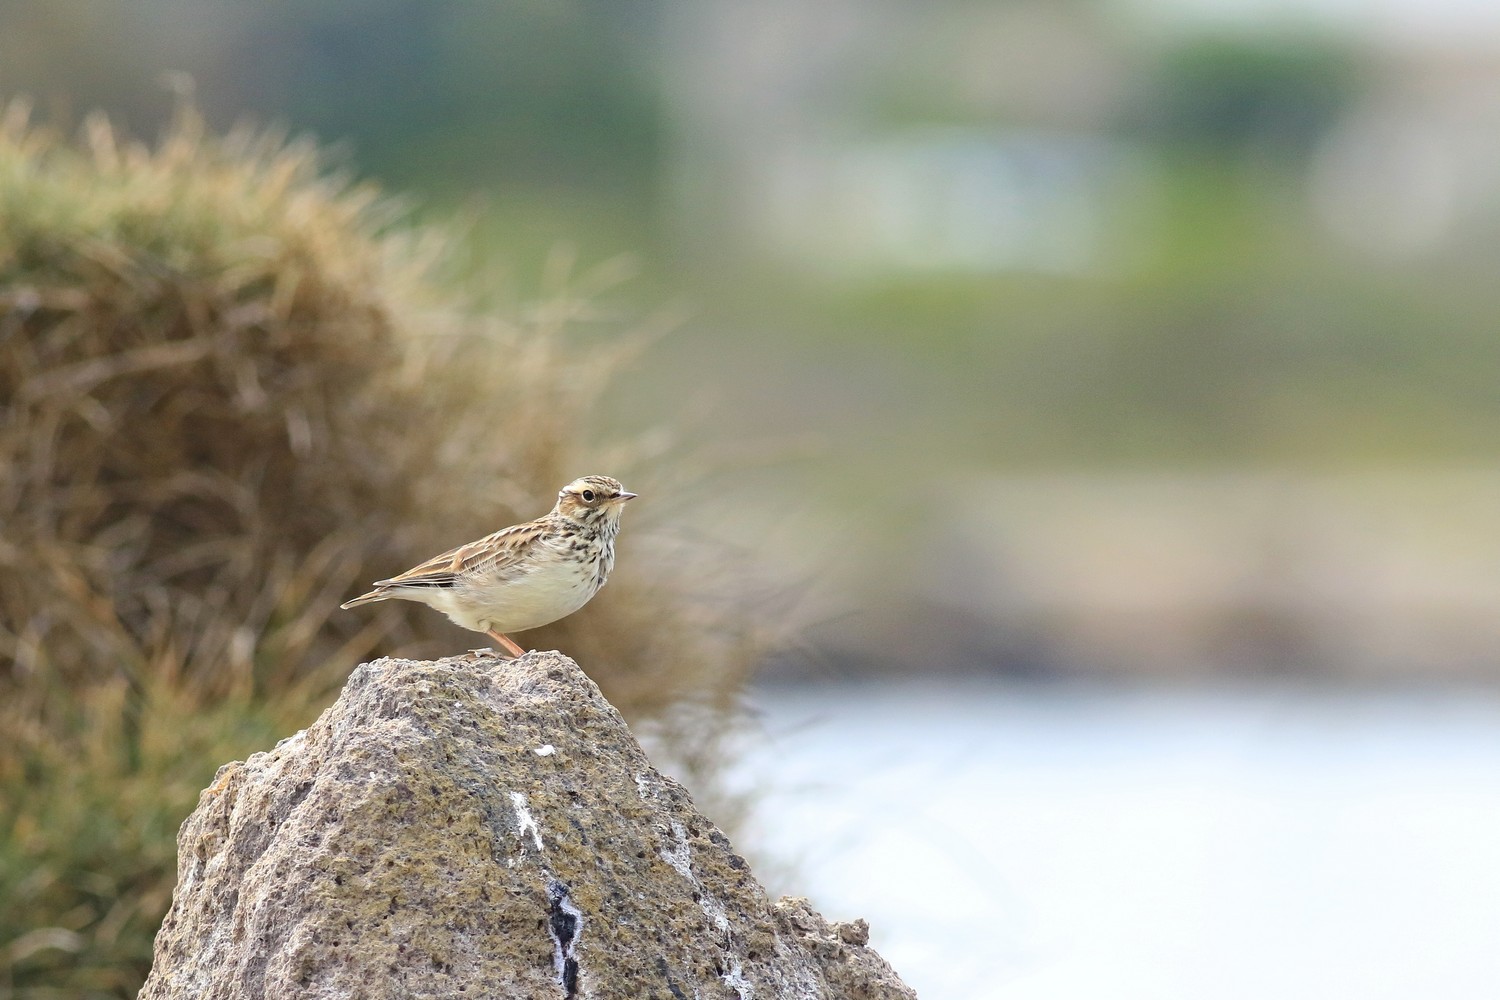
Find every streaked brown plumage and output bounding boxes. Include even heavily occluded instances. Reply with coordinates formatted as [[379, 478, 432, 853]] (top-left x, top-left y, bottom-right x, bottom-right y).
[[340, 475, 637, 656]]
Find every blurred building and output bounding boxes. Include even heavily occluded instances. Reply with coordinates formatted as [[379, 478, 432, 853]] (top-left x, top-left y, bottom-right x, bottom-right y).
[[661, 2, 1149, 276], [1310, 47, 1500, 259], [662, 0, 1500, 275]]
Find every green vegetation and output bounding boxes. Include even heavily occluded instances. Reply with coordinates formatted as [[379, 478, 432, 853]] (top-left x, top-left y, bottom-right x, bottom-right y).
[[687, 144, 1500, 470], [0, 104, 761, 998]]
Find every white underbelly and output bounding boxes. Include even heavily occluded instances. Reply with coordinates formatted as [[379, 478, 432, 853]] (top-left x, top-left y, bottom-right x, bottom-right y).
[[444, 556, 601, 634]]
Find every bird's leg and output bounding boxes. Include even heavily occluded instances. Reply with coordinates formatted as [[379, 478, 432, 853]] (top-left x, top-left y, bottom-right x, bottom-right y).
[[485, 629, 528, 658]]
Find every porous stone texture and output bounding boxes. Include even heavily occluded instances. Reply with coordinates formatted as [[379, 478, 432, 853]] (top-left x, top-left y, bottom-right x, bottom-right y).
[[139, 651, 917, 1000]]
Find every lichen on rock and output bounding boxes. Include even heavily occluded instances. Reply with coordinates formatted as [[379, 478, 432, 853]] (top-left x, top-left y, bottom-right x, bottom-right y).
[[139, 651, 917, 999]]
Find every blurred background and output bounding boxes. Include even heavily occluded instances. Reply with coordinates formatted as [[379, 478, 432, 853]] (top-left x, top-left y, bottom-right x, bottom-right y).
[[4, 1, 1500, 997]]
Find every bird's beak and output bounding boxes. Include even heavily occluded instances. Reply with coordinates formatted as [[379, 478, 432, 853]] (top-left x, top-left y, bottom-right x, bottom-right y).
[[618, 491, 639, 501]]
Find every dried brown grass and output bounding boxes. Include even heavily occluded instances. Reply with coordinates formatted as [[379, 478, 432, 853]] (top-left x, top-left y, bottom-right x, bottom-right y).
[[0, 102, 765, 997]]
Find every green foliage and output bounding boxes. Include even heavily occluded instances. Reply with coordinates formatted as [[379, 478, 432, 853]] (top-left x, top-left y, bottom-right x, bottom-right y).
[[1140, 34, 1363, 156], [1, 678, 309, 997]]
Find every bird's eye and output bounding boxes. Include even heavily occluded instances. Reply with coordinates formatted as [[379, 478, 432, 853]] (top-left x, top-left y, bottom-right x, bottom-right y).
[[581, 490, 596, 502]]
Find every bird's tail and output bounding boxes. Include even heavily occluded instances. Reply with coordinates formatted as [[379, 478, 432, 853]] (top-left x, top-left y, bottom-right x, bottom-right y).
[[339, 589, 389, 610]]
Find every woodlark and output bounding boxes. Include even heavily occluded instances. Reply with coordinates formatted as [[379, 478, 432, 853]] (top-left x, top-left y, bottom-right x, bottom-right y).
[[341, 475, 637, 657]]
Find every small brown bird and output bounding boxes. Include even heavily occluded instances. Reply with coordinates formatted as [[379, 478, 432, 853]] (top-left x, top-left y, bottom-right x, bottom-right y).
[[340, 475, 637, 657]]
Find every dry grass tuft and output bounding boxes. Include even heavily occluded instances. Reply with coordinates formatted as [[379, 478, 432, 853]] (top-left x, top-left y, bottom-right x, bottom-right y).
[[0, 101, 766, 997]]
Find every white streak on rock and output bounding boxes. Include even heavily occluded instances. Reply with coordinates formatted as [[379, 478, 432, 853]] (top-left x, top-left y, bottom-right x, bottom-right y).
[[723, 956, 754, 999], [510, 790, 544, 851], [700, 890, 731, 936], [661, 819, 694, 882], [662, 815, 732, 937]]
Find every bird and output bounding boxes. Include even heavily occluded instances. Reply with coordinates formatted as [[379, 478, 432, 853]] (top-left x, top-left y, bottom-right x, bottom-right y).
[[340, 475, 637, 657]]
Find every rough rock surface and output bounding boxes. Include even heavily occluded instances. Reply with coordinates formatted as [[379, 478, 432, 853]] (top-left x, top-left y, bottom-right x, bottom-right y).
[[140, 651, 917, 999]]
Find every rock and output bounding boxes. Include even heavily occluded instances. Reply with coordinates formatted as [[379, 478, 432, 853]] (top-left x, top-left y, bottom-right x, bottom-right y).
[[139, 651, 917, 1000]]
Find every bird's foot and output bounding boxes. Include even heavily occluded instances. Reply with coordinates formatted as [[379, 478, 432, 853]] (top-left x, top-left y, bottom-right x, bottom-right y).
[[484, 629, 528, 659]]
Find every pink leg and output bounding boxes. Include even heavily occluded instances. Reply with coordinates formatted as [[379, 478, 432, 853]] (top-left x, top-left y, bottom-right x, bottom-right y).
[[485, 629, 527, 658]]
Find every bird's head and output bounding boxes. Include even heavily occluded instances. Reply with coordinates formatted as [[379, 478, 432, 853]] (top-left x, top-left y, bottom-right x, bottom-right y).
[[553, 475, 638, 525]]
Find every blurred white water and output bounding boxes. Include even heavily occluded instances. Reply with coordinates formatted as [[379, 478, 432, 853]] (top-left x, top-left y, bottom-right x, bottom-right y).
[[729, 680, 1500, 1000]]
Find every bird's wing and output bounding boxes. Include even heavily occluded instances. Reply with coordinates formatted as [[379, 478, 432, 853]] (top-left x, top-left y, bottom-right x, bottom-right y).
[[375, 521, 551, 590]]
